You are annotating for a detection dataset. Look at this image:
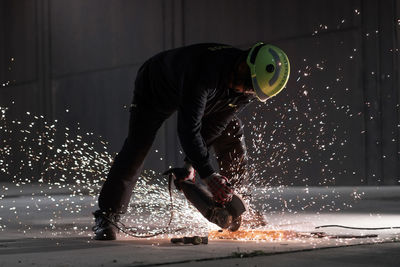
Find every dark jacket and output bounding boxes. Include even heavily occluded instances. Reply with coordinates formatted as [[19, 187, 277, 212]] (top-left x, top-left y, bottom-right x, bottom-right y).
[[133, 43, 255, 178]]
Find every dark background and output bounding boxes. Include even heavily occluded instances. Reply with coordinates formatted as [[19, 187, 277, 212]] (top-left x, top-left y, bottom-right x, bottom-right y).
[[0, 0, 399, 186]]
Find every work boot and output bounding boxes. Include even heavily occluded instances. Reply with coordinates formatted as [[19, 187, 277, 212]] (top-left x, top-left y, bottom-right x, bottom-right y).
[[92, 210, 120, 240]]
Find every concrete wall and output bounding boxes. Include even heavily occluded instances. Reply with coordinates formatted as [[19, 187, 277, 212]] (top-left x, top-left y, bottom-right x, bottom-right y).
[[0, 0, 399, 185]]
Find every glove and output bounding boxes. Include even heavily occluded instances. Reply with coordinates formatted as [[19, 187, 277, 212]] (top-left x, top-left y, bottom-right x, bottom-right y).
[[183, 163, 196, 182], [204, 173, 233, 205], [163, 163, 196, 183]]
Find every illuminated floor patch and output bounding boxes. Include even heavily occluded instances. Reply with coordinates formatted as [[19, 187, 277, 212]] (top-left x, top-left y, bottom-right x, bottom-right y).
[[209, 229, 300, 241]]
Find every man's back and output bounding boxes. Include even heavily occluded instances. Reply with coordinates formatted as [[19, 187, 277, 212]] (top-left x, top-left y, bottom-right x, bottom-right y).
[[135, 43, 247, 112]]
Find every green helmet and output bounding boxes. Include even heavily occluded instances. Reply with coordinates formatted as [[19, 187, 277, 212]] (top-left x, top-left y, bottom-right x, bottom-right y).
[[246, 42, 290, 102]]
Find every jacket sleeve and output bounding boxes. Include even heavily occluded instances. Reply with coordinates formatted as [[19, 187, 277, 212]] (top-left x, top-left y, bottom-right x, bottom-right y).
[[177, 86, 215, 179], [201, 95, 254, 147], [201, 109, 237, 147]]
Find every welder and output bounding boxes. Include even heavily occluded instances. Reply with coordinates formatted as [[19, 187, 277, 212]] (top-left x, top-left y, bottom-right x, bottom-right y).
[[92, 42, 290, 240]]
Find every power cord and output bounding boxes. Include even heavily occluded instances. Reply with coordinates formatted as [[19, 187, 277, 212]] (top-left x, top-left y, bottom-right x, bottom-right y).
[[315, 225, 400, 230], [105, 174, 185, 238]]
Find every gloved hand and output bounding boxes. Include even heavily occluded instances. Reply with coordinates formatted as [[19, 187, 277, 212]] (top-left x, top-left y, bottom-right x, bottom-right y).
[[183, 163, 196, 182], [204, 173, 233, 205], [163, 163, 196, 182]]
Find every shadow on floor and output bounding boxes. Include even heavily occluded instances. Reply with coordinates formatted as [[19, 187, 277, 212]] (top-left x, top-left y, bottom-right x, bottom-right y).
[[0, 237, 125, 255]]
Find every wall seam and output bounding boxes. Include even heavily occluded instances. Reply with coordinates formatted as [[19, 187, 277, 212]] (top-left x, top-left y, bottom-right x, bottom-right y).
[[393, 0, 400, 184], [377, 0, 384, 184], [0, 1, 5, 84], [163, 0, 170, 171], [34, 0, 40, 88], [181, 0, 185, 46], [359, 0, 367, 185], [360, 0, 369, 185], [47, 0, 54, 121]]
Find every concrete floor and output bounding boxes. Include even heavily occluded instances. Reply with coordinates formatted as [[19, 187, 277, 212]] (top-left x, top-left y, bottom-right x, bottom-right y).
[[0, 183, 399, 266], [166, 242, 400, 267]]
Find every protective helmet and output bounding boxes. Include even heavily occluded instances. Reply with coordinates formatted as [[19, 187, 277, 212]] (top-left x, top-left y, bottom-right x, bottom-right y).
[[246, 42, 290, 102]]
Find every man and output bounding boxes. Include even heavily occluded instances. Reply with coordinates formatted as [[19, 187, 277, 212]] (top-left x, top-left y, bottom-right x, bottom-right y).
[[93, 42, 290, 240]]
